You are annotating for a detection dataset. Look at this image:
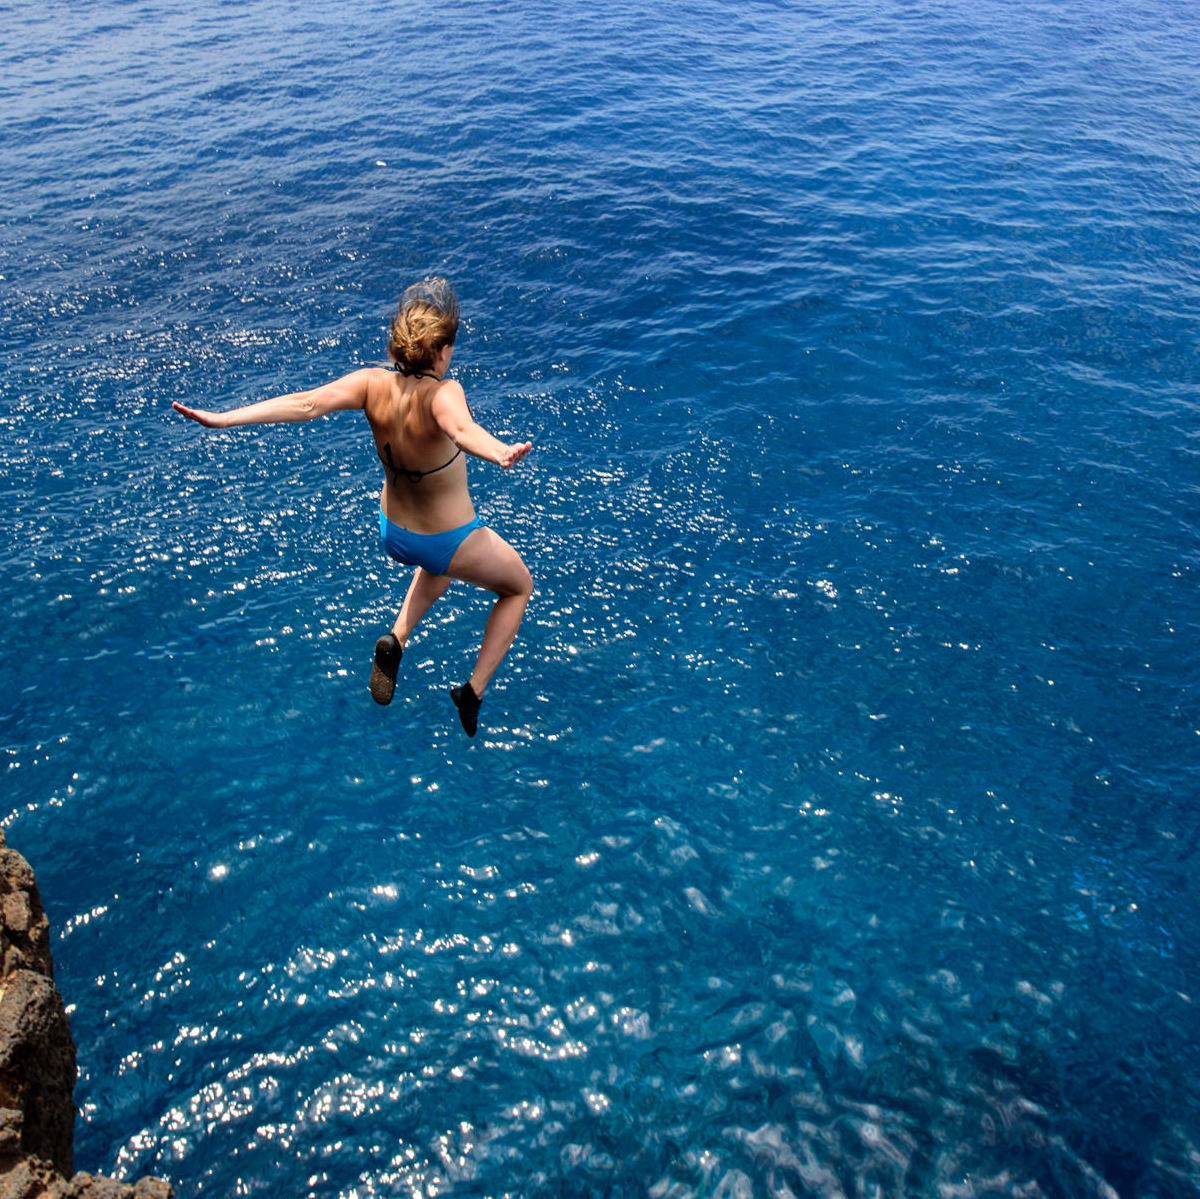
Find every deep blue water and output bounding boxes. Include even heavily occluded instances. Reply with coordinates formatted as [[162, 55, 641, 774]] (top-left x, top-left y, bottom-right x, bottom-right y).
[[3, 0, 1200, 1195]]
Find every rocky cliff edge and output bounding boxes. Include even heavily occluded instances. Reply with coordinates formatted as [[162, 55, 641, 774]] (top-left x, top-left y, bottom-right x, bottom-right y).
[[0, 830, 172, 1199]]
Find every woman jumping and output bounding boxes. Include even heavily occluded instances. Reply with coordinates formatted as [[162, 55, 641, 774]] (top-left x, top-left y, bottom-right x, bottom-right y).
[[173, 278, 533, 737]]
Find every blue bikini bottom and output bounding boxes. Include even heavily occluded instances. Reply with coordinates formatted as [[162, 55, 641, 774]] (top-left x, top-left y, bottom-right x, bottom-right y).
[[379, 510, 486, 576]]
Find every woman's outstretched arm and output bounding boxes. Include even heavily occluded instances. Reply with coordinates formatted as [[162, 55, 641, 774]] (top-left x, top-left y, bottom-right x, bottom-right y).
[[173, 369, 373, 429], [431, 379, 532, 468]]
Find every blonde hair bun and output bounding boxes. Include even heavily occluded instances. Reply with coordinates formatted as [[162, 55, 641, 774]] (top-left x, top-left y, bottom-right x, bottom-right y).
[[388, 277, 460, 374]]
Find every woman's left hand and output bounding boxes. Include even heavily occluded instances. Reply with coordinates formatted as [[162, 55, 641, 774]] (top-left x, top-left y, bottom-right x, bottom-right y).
[[499, 441, 533, 469]]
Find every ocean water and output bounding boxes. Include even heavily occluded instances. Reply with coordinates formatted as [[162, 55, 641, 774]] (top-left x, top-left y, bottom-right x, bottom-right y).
[[3, 0, 1199, 1195]]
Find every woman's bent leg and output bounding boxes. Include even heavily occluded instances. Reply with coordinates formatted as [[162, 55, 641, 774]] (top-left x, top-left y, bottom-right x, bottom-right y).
[[393, 567, 452, 645], [446, 527, 533, 696], [371, 566, 452, 705]]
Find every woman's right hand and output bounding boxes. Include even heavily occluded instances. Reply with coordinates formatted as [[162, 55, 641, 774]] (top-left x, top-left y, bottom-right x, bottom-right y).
[[172, 401, 228, 428]]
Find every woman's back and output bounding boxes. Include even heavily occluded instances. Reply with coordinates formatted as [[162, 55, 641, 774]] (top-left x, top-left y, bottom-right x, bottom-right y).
[[365, 368, 474, 533]]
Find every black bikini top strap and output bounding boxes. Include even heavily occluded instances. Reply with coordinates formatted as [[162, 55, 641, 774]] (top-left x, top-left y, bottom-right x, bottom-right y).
[[393, 362, 443, 381], [419, 448, 463, 479], [380, 441, 462, 484]]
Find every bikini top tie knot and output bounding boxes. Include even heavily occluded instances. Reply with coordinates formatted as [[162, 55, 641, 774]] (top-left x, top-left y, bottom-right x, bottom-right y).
[[393, 362, 442, 381]]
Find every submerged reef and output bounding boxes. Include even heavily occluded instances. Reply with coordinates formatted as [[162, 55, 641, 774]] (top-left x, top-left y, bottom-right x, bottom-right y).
[[0, 831, 171, 1199]]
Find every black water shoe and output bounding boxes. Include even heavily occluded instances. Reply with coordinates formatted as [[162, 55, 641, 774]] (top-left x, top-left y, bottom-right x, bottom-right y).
[[451, 681, 481, 737], [369, 633, 402, 705]]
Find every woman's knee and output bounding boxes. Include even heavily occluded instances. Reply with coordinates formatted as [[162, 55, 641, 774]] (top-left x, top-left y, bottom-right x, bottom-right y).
[[500, 561, 533, 600]]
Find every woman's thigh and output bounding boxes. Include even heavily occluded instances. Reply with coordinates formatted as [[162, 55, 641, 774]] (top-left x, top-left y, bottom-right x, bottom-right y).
[[446, 526, 531, 596]]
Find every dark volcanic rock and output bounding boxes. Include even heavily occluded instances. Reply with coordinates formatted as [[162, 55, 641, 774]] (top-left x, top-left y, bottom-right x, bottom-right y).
[[0, 831, 173, 1199], [0, 970, 76, 1174], [0, 849, 53, 982]]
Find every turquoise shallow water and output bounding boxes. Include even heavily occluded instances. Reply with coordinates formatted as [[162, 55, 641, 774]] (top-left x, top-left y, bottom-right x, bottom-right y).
[[3, 1, 1200, 1195]]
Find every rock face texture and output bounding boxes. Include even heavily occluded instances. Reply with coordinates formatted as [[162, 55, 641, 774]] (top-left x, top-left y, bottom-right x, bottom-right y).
[[0, 831, 172, 1199]]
